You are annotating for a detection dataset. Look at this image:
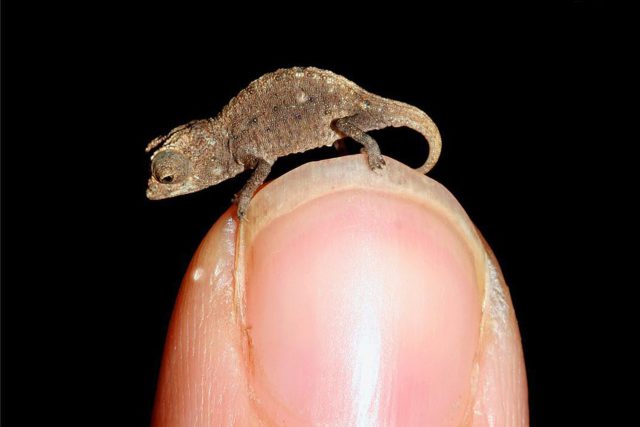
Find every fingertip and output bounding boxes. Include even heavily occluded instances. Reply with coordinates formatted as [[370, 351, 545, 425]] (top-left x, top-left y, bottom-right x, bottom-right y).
[[153, 155, 528, 426]]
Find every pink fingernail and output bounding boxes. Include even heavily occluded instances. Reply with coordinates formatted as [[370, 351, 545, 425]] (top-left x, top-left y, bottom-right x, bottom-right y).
[[244, 189, 482, 425]]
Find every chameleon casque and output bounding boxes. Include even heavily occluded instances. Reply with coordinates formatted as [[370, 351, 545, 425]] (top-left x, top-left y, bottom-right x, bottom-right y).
[[146, 67, 442, 219]]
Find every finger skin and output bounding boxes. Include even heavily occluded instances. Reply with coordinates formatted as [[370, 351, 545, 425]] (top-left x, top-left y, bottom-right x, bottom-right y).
[[152, 155, 528, 426]]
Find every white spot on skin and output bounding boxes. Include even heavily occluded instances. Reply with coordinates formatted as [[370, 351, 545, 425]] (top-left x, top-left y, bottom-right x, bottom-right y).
[[486, 259, 509, 335], [193, 267, 204, 281], [207, 217, 237, 292], [296, 91, 308, 103], [214, 262, 224, 279]]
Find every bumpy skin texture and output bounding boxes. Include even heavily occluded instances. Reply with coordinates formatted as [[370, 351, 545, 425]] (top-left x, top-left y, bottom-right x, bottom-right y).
[[146, 67, 442, 218]]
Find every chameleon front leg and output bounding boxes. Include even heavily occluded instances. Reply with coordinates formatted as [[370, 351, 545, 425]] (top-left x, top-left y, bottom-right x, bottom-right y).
[[333, 116, 386, 170], [235, 158, 273, 219]]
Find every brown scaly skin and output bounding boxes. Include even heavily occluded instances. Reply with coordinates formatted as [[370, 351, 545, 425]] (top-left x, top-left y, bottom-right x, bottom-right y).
[[146, 67, 442, 219]]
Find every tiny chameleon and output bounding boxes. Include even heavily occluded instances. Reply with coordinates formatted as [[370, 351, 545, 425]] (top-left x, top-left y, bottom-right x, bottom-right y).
[[145, 66, 442, 219]]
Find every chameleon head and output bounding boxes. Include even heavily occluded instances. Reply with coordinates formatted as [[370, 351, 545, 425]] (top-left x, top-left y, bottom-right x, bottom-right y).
[[145, 119, 244, 200]]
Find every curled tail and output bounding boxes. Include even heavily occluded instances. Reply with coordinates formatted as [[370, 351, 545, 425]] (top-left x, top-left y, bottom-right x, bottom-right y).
[[385, 101, 442, 174]]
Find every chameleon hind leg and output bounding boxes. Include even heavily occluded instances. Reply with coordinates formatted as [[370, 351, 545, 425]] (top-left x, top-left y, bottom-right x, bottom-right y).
[[333, 116, 386, 170]]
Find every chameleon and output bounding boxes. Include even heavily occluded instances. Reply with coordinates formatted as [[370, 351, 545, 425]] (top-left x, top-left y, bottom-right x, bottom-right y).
[[145, 66, 442, 219]]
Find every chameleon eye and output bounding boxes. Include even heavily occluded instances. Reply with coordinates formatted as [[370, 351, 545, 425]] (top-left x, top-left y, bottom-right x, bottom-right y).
[[152, 150, 190, 185]]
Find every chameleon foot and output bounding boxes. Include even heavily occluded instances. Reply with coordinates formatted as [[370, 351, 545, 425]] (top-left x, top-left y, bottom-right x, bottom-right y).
[[334, 116, 386, 172]]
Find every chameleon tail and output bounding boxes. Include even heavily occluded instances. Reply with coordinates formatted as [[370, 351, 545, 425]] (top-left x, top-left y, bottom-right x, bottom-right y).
[[386, 102, 442, 174]]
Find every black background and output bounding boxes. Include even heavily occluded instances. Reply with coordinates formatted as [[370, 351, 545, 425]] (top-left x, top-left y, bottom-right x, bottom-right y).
[[3, 2, 623, 425]]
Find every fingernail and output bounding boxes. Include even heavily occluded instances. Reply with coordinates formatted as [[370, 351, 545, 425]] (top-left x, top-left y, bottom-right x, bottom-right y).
[[237, 155, 486, 425]]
